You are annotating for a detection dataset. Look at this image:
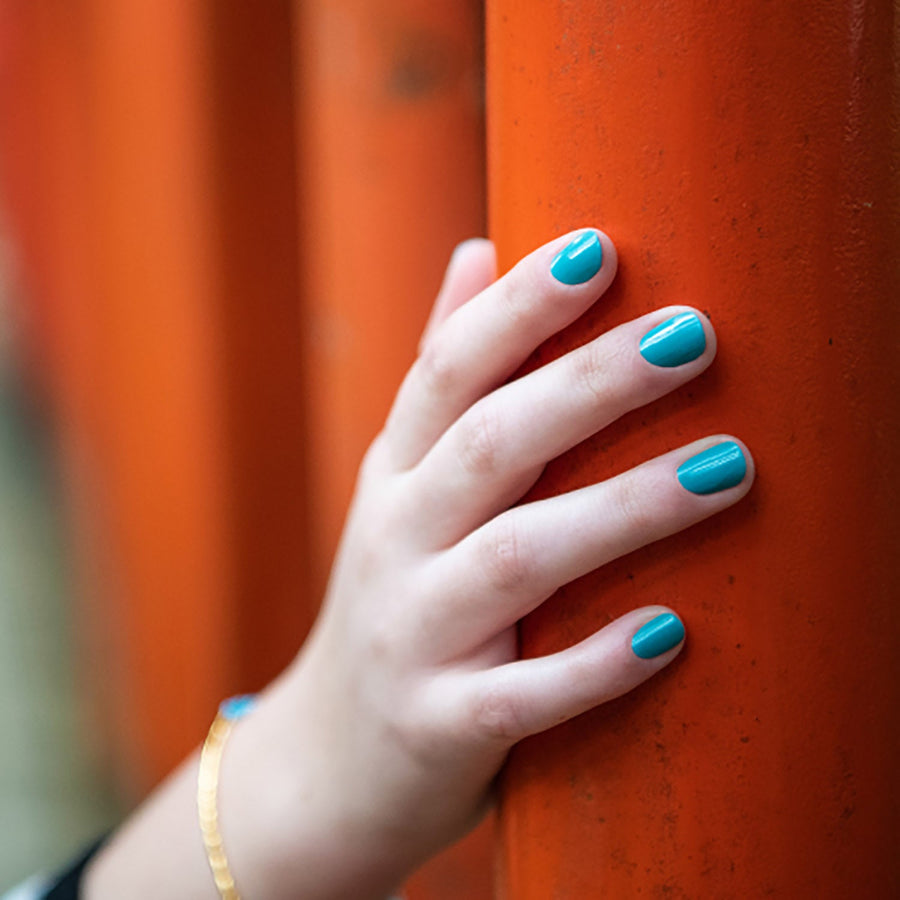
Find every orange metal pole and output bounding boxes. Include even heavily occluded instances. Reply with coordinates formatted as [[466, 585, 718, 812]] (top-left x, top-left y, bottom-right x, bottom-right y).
[[293, 0, 487, 597], [0, 1, 305, 792], [83, 0, 310, 790], [291, 1, 493, 896], [202, 0, 309, 699], [488, 1, 899, 896]]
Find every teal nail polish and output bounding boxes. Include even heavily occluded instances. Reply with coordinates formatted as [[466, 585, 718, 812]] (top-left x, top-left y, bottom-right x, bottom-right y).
[[677, 441, 747, 495], [639, 312, 707, 367], [631, 613, 685, 659], [550, 231, 604, 284]]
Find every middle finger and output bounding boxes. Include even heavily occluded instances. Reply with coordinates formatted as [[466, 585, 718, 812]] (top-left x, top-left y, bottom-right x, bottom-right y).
[[406, 306, 716, 548]]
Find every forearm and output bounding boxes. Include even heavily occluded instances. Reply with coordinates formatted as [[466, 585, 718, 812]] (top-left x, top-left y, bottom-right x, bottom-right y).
[[83, 752, 218, 900]]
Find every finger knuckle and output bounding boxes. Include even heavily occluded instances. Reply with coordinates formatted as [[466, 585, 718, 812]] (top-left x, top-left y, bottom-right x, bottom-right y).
[[364, 613, 398, 665], [384, 692, 453, 771], [613, 474, 655, 537], [470, 682, 526, 744], [458, 405, 504, 478], [493, 278, 535, 329], [417, 337, 461, 398], [480, 516, 534, 595], [570, 339, 614, 405]]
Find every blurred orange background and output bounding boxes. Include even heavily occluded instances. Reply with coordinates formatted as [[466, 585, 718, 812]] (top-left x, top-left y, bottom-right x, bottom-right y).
[[0, 1, 491, 894]]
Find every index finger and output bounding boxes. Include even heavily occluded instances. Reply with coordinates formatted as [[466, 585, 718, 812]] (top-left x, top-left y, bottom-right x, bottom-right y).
[[384, 229, 618, 470]]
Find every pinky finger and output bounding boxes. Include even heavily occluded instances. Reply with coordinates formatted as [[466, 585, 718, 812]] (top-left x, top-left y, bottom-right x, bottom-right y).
[[456, 607, 685, 746]]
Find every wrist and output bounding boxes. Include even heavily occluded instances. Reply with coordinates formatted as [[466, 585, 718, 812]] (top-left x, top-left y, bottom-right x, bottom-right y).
[[218, 673, 415, 900]]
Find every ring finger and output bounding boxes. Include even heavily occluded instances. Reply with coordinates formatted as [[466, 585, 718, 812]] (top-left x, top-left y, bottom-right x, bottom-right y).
[[415, 435, 754, 661]]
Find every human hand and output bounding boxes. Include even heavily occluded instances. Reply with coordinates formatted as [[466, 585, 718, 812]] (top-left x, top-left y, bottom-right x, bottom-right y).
[[224, 230, 754, 899]]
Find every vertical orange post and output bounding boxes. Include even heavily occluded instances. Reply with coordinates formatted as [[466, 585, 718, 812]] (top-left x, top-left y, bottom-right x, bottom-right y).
[[84, 0, 235, 789], [82, 0, 307, 790], [488, 1, 898, 897], [291, 1, 493, 896], [293, 0, 487, 597], [0, 0, 306, 792], [202, 0, 310, 699]]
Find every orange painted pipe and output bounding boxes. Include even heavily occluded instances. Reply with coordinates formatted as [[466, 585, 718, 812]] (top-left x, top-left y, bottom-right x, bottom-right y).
[[86, 0, 234, 789], [291, 1, 492, 896], [488, 1, 899, 896], [0, 0, 306, 792], [293, 0, 487, 599], [83, 0, 307, 790]]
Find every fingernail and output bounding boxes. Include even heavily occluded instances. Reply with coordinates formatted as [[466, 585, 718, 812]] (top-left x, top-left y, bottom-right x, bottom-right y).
[[631, 613, 686, 659], [639, 312, 707, 367], [550, 231, 604, 284], [677, 441, 747, 495]]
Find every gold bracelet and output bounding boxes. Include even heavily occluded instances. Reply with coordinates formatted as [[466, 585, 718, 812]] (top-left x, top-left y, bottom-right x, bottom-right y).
[[198, 695, 257, 900]]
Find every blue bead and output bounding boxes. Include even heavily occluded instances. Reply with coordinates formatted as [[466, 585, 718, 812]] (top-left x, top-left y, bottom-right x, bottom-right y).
[[219, 694, 257, 720]]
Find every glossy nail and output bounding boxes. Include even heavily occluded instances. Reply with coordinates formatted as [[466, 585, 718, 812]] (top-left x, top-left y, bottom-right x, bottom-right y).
[[677, 441, 747, 495], [639, 312, 707, 367], [550, 231, 604, 284], [631, 613, 686, 659]]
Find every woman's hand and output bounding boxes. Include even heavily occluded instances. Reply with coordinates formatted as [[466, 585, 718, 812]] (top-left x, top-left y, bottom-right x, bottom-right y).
[[226, 229, 754, 899], [86, 230, 753, 900]]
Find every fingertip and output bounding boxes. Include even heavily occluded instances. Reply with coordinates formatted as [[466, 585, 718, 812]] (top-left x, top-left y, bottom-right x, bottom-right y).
[[709, 435, 756, 498], [629, 608, 686, 661], [687, 306, 718, 363], [545, 227, 618, 287], [636, 305, 717, 371], [595, 229, 619, 279], [723, 435, 756, 488], [452, 236, 496, 265], [447, 238, 497, 289], [420, 238, 498, 354], [675, 435, 756, 498]]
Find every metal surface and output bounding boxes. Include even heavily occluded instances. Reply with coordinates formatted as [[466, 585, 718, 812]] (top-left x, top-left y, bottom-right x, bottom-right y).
[[488, 1, 899, 896], [0, 0, 305, 789], [292, 3, 493, 895]]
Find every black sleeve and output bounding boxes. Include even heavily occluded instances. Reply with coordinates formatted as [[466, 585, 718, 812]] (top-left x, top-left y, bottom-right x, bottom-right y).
[[41, 836, 108, 900]]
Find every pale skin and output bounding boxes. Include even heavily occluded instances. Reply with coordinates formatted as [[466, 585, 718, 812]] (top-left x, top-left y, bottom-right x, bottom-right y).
[[84, 229, 755, 899]]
